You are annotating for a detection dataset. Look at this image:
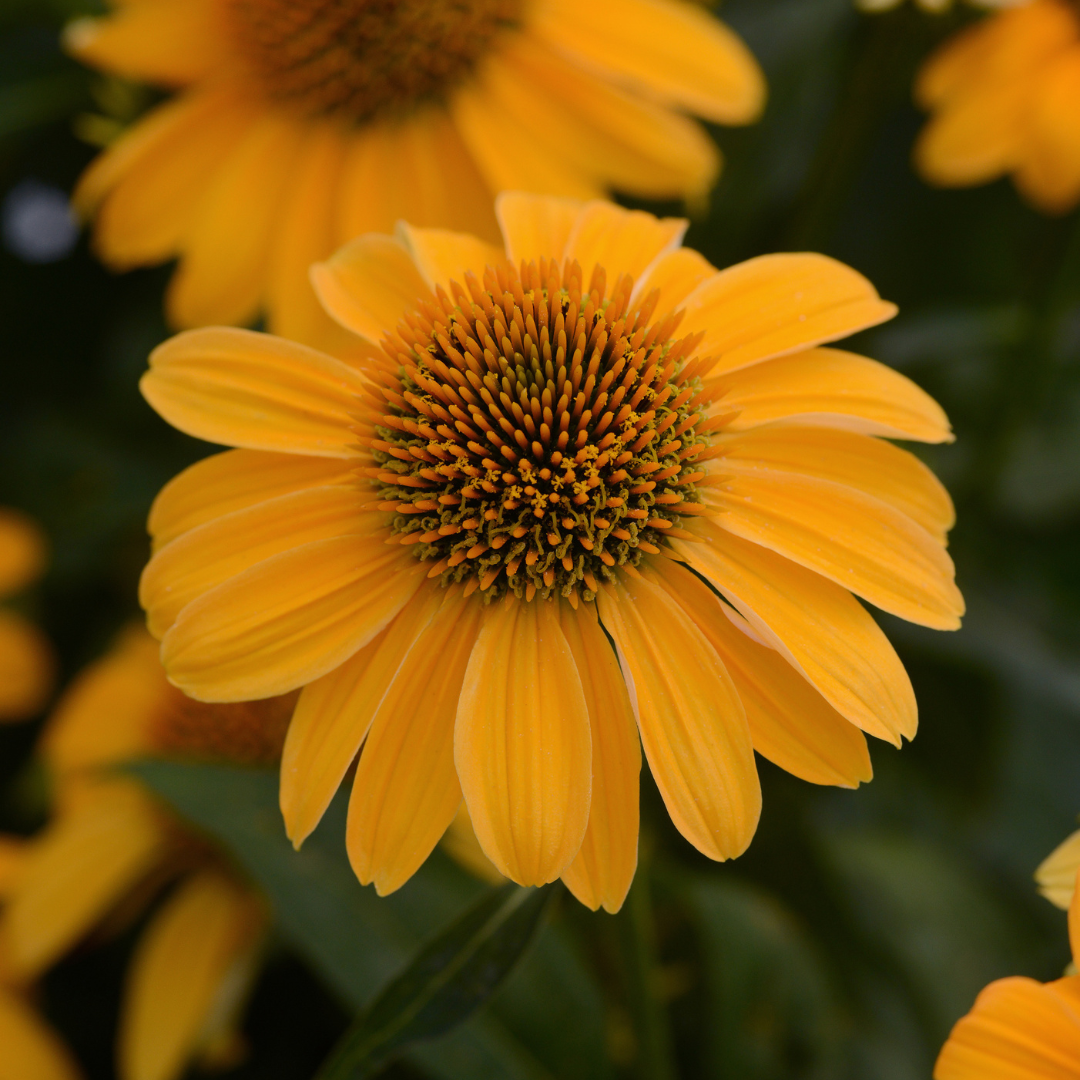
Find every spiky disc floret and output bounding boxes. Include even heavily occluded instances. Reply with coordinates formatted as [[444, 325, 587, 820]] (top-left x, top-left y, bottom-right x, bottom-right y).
[[358, 258, 723, 604]]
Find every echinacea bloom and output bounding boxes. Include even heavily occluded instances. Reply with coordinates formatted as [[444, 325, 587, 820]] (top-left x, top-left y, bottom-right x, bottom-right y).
[[66, 0, 765, 344], [138, 193, 963, 911], [0, 508, 54, 721], [914, 0, 1080, 213], [935, 866, 1080, 1079], [0, 627, 282, 1080], [0, 985, 82, 1080]]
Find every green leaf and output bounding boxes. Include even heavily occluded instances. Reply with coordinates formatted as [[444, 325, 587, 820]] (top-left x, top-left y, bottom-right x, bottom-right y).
[[318, 884, 556, 1080]]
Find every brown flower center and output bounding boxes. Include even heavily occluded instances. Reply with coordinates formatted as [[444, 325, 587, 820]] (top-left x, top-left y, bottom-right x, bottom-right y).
[[151, 688, 297, 767], [366, 258, 714, 603], [223, 0, 525, 122]]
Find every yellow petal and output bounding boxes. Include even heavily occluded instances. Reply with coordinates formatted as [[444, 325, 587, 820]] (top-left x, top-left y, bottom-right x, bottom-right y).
[[1037, 830, 1080, 911], [88, 87, 257, 271], [714, 425, 955, 541], [62, 0, 228, 86], [716, 347, 954, 443], [596, 569, 760, 862], [705, 468, 963, 629], [311, 234, 430, 344], [161, 535, 423, 702], [165, 113, 304, 328], [449, 74, 604, 201], [141, 485, 371, 639], [681, 255, 897, 377], [0, 507, 46, 596], [631, 247, 716, 320], [280, 585, 445, 848], [558, 601, 641, 914], [496, 192, 583, 266], [141, 327, 370, 458], [455, 599, 592, 885], [264, 120, 348, 344], [1070, 870, 1080, 965], [530, 0, 766, 125], [0, 836, 27, 900], [4, 780, 166, 978], [656, 560, 872, 788], [935, 975, 1080, 1080], [148, 449, 357, 552], [348, 590, 483, 895], [334, 108, 498, 248], [41, 625, 161, 773], [565, 202, 686, 285], [0, 988, 82, 1080], [0, 612, 54, 722], [440, 803, 504, 885], [672, 520, 917, 744], [120, 871, 265, 1080], [396, 222, 504, 294], [1015, 52, 1080, 213]]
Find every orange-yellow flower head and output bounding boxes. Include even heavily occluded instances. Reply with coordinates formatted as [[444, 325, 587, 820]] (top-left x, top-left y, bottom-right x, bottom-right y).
[[915, 0, 1080, 213], [66, 0, 765, 342], [138, 194, 964, 911], [0, 509, 54, 722]]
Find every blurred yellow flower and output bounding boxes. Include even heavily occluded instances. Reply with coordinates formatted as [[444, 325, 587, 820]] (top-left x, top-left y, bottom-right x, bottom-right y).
[[1037, 823, 1080, 910], [138, 193, 963, 910], [66, 0, 765, 344], [0, 627, 282, 1080], [0, 509, 54, 722], [915, 0, 1080, 212], [857, 0, 1020, 13], [936, 865, 1080, 1079]]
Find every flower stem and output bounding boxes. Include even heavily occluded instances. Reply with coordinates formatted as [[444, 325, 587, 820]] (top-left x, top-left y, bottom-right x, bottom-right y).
[[618, 867, 678, 1080]]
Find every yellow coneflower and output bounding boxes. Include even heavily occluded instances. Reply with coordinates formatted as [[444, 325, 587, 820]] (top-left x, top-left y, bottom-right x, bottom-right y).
[[138, 193, 963, 912], [0, 985, 83, 1080], [0, 509, 54, 721], [915, 0, 1080, 213], [66, 0, 765, 345], [936, 864, 1080, 1078], [0, 627, 280, 1080]]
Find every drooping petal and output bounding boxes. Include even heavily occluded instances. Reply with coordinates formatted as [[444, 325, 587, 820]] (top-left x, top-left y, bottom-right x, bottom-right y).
[[311, 234, 430, 343], [564, 201, 687, 284], [4, 781, 166, 979], [672, 520, 917, 745], [530, 0, 766, 125], [704, 469, 964, 629], [558, 601, 641, 914], [0, 612, 53, 722], [165, 114, 304, 328], [714, 425, 955, 541], [680, 256, 897, 376], [62, 0, 228, 87], [1016, 51, 1080, 213], [1037, 829, 1080, 910], [455, 599, 592, 885], [496, 192, 583, 266], [396, 222, 504, 293], [655, 560, 872, 789], [41, 625, 161, 773], [148, 449, 357, 551], [440, 803, 504, 884], [596, 570, 760, 862], [160, 536, 423, 702], [280, 586, 445, 848], [119, 872, 265, 1080], [934, 975, 1080, 1080], [141, 485, 372, 639], [347, 589, 483, 896], [715, 347, 954, 443], [0, 988, 82, 1080], [141, 328, 371, 458], [0, 508, 46, 597]]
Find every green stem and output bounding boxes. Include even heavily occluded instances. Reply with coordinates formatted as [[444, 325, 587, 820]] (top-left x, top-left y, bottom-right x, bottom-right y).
[[618, 867, 677, 1080]]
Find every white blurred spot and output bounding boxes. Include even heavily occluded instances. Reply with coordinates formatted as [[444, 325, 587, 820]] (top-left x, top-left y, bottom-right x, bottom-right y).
[[2, 179, 79, 264]]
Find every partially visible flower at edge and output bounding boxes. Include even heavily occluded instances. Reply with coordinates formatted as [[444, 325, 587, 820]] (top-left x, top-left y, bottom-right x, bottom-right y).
[[0, 626, 278, 1080], [65, 0, 765, 345], [138, 192, 964, 912], [0, 508, 54, 721], [914, 0, 1080, 213], [857, 0, 1023, 14]]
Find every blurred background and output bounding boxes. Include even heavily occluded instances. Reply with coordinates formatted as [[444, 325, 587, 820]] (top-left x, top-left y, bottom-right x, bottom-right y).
[[3, 0, 1080, 1077]]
